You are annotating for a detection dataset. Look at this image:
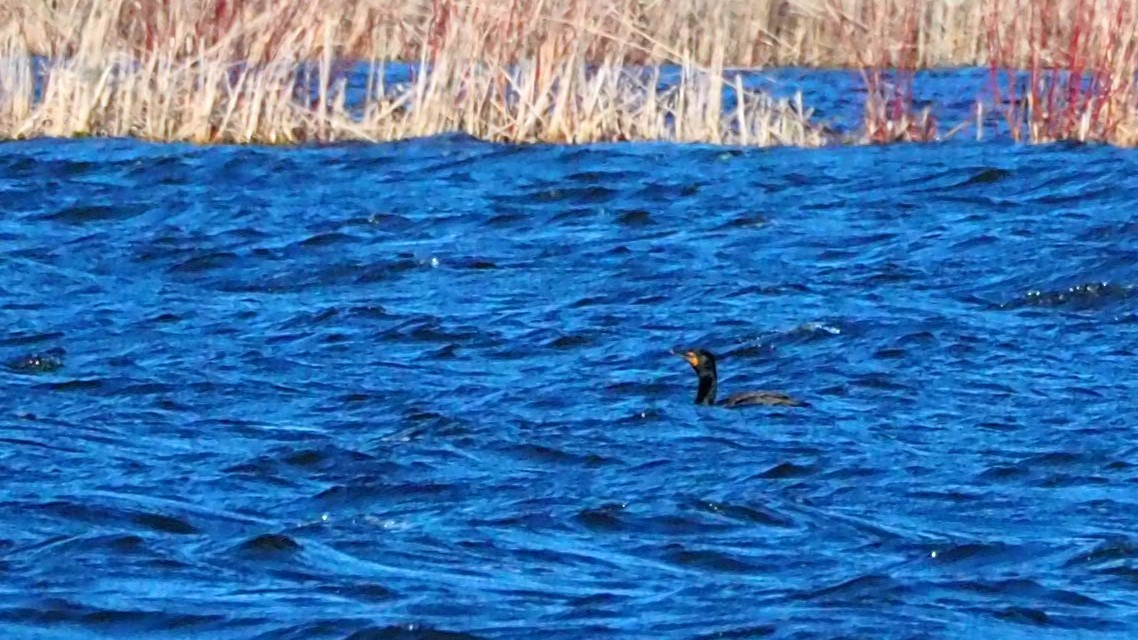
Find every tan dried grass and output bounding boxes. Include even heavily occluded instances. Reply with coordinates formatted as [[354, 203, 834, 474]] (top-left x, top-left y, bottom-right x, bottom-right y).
[[2, 0, 1137, 146], [0, 0, 833, 145]]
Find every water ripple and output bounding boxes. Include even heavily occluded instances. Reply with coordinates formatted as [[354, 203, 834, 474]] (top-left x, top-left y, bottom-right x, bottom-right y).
[[1, 135, 1137, 637]]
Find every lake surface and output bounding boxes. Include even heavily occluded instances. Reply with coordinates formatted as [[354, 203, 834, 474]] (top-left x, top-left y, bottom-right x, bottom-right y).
[[2, 133, 1137, 639]]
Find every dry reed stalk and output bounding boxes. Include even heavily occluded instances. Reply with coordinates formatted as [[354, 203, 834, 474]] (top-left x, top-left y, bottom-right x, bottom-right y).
[[837, 0, 939, 143]]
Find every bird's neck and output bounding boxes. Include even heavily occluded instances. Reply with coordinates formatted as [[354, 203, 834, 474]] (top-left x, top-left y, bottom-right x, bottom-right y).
[[695, 372, 717, 405]]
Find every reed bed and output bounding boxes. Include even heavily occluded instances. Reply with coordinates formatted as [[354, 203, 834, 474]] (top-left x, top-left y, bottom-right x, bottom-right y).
[[0, 0, 1136, 146], [5, 0, 1118, 69], [0, 0, 835, 145], [985, 0, 1138, 144]]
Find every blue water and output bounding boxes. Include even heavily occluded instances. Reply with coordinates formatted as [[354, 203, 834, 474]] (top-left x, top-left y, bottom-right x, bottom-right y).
[[2, 133, 1138, 639]]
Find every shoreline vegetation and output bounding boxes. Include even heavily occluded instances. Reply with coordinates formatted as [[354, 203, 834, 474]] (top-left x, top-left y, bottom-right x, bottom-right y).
[[1, 0, 1136, 146]]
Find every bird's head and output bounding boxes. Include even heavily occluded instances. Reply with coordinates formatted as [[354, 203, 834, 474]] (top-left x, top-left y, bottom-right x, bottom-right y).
[[676, 348, 717, 376]]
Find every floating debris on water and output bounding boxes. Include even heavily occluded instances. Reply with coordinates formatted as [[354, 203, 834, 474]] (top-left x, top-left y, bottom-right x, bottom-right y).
[[5, 348, 65, 374], [1003, 282, 1135, 309]]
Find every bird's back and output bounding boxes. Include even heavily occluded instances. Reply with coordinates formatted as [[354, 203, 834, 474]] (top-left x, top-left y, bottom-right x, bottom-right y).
[[720, 390, 805, 407]]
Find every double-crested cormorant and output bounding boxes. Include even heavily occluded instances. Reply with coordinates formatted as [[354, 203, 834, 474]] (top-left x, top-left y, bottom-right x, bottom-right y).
[[676, 348, 804, 407]]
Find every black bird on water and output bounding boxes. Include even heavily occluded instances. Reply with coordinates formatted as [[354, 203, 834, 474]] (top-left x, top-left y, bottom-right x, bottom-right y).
[[676, 348, 804, 408]]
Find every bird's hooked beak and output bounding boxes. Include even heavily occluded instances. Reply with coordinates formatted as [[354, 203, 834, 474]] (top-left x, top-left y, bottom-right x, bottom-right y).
[[672, 349, 700, 367]]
